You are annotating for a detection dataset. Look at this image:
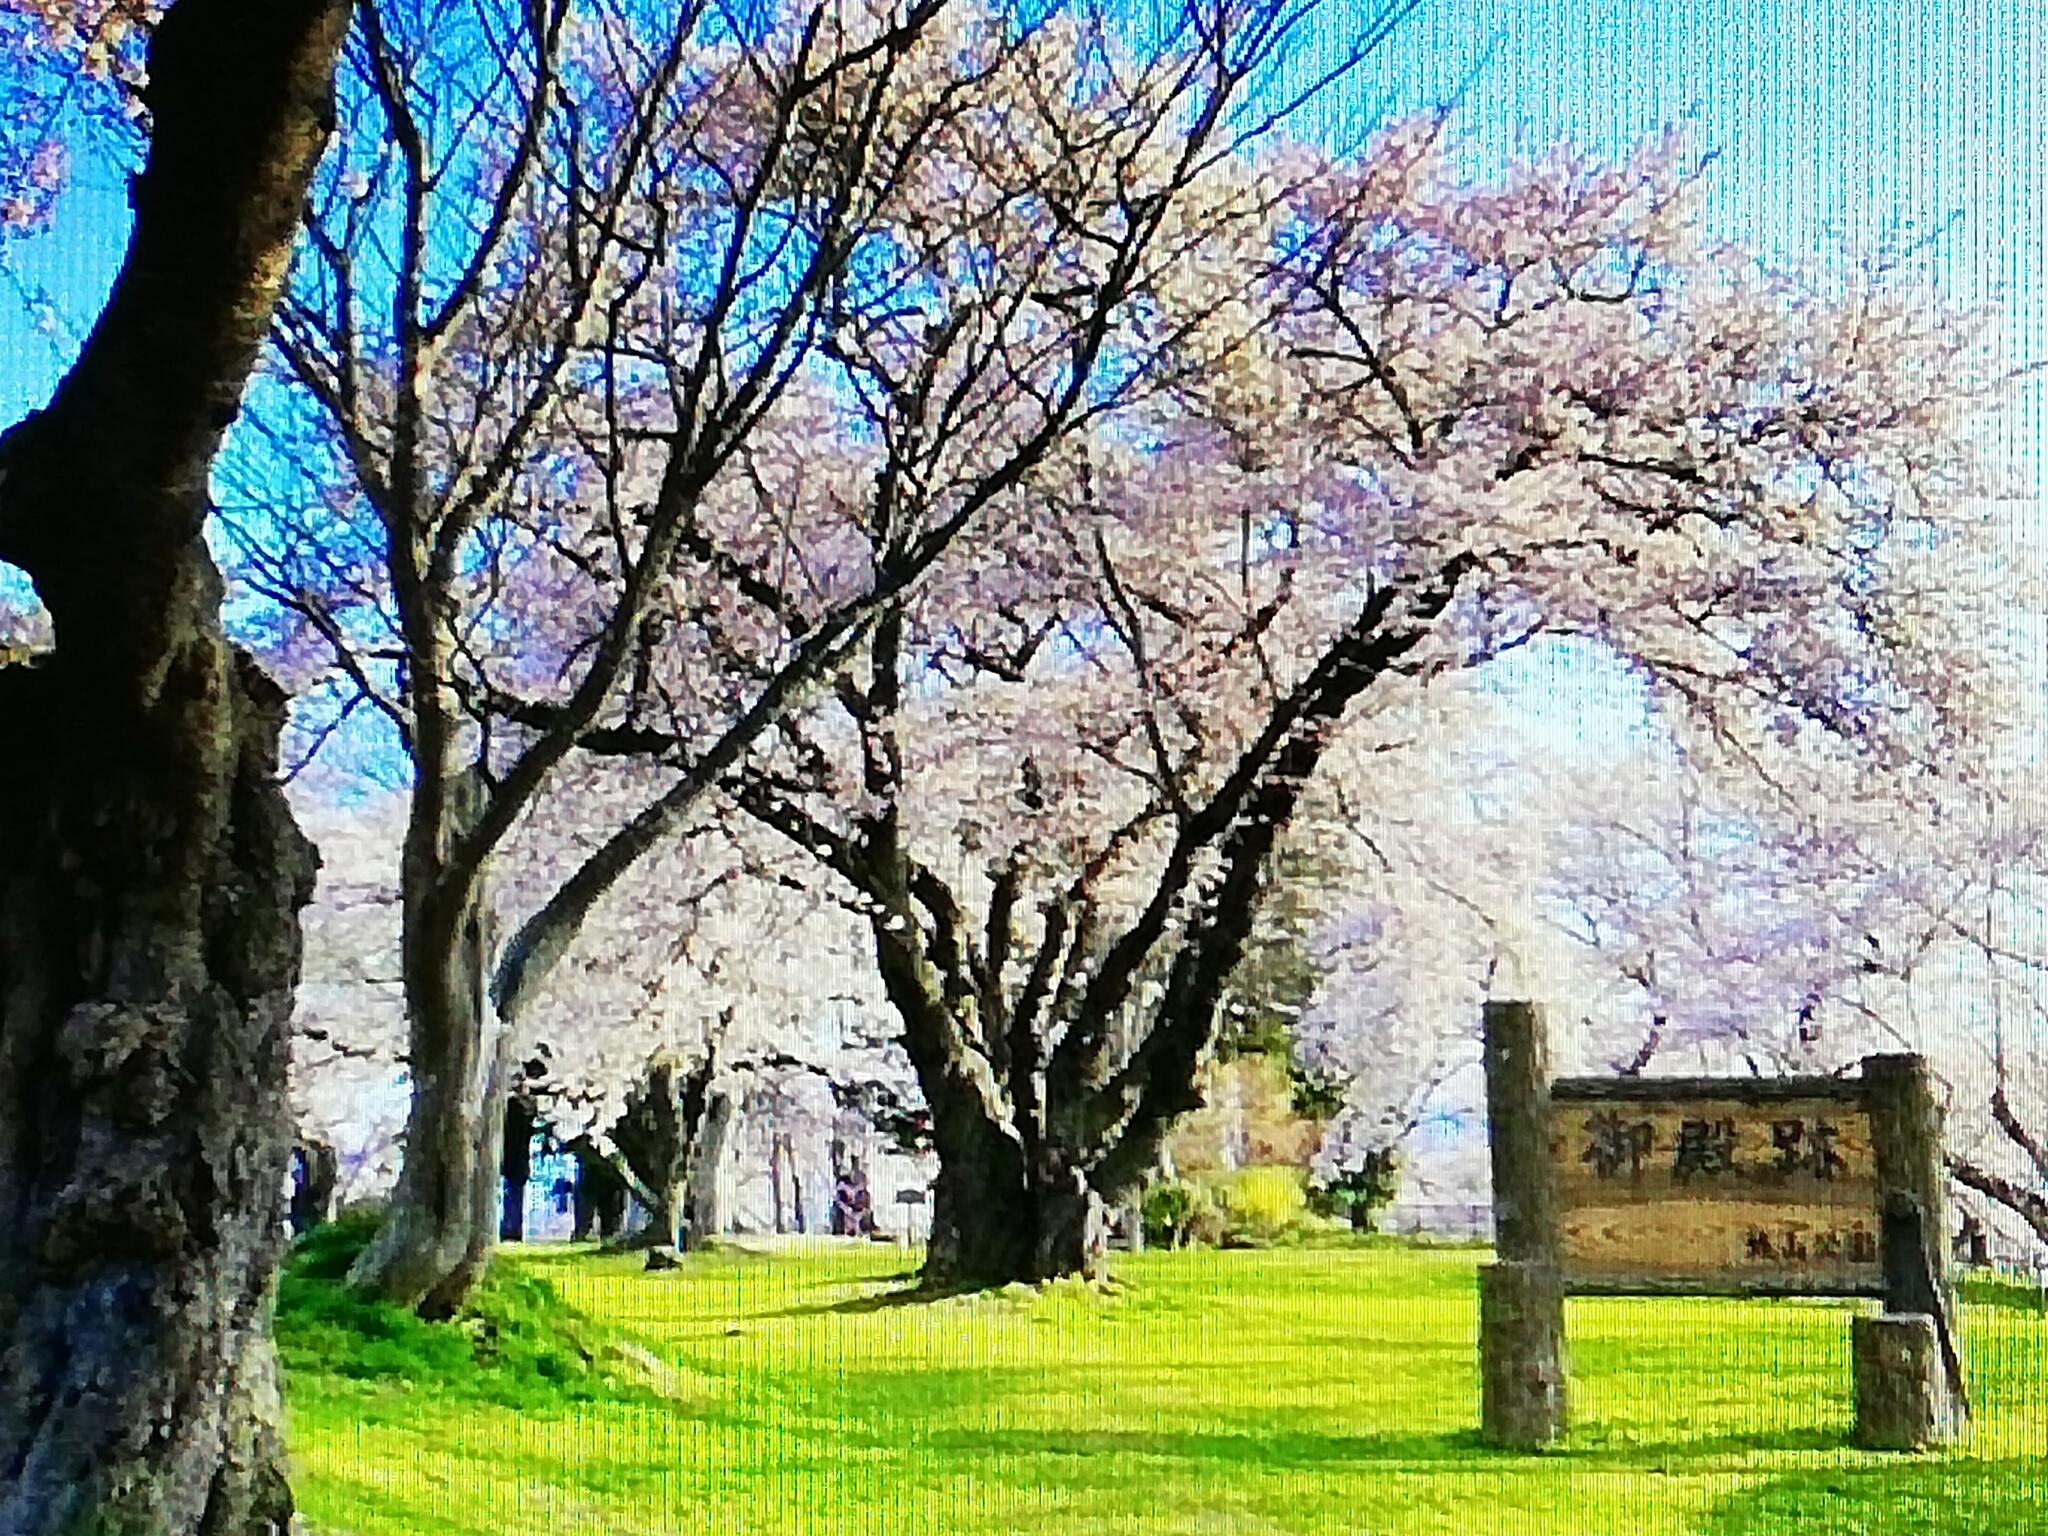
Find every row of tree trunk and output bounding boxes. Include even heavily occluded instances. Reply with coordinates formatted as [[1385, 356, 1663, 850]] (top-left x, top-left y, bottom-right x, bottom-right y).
[[471, 1066, 741, 1255]]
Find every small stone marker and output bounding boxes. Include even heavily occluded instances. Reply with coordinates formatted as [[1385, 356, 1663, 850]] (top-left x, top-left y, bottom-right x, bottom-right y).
[[1852, 1313, 1955, 1450], [1479, 1001, 1966, 1452], [890, 1187, 927, 1246]]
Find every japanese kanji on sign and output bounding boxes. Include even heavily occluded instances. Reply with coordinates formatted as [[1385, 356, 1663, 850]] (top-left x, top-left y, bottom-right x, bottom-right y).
[[1552, 1085, 1880, 1294]]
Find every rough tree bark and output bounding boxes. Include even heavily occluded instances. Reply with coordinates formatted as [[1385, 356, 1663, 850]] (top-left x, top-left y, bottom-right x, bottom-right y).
[[874, 916, 1041, 1284], [345, 768, 505, 1315], [417, 1023, 517, 1315], [0, 2, 347, 1531]]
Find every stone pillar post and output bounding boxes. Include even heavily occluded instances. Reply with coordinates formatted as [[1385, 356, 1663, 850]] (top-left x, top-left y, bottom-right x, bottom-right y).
[[1479, 1000, 1567, 1448]]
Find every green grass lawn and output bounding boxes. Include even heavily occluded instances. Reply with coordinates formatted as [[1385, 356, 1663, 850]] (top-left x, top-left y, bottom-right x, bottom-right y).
[[280, 1233, 2048, 1536]]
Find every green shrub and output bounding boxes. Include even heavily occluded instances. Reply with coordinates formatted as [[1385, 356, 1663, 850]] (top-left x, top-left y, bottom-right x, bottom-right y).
[[1183, 1183, 1228, 1247], [1217, 1166, 1308, 1244], [1140, 1179, 1206, 1247], [1144, 1168, 1323, 1248], [1307, 1149, 1399, 1233]]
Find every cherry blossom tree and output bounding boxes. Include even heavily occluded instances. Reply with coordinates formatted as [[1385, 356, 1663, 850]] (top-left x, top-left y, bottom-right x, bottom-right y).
[[0, 581, 50, 660], [510, 775, 919, 1249], [218, 0, 1397, 1312], [0, 2, 155, 83], [1945, 940, 2048, 1258], [1535, 750, 1917, 1070], [1287, 693, 1550, 1217], [731, 117, 2011, 1286], [289, 789, 412, 1208], [284, 746, 912, 1259]]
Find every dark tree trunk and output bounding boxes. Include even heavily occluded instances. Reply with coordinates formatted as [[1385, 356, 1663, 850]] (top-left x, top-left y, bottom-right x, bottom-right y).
[[572, 1171, 594, 1241], [500, 1094, 536, 1241], [862, 851, 1109, 1287], [570, 1140, 629, 1241], [290, 1140, 340, 1236], [862, 852, 1047, 1286], [759, 574, 1473, 1292], [416, 1025, 516, 1318], [610, 1059, 688, 1250], [0, 4, 346, 1532], [610, 1052, 721, 1253], [595, 1166, 628, 1239], [1034, 1165, 1108, 1278], [0, 654, 317, 1536], [346, 769, 505, 1313], [920, 1159, 1107, 1285], [644, 1187, 682, 1251], [571, 1142, 599, 1241], [1957, 1213, 1990, 1268], [916, 1123, 1034, 1285], [684, 1089, 736, 1250]]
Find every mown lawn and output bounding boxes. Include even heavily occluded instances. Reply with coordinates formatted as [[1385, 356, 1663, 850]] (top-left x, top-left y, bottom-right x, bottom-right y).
[[281, 1234, 2048, 1536]]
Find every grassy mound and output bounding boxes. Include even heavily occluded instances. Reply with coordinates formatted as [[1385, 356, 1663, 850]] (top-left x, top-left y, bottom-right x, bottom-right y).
[[276, 1214, 625, 1407]]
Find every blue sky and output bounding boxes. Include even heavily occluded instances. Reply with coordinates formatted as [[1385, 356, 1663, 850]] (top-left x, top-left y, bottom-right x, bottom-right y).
[[6, 2, 2040, 400], [3, 0, 2041, 753]]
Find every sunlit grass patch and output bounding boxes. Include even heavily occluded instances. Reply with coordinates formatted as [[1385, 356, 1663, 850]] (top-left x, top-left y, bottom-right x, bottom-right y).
[[283, 1240, 2048, 1536]]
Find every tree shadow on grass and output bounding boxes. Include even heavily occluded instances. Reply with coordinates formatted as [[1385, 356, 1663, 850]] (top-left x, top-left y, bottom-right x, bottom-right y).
[[912, 1422, 1900, 1482], [1558, 1426, 1844, 1462], [924, 1425, 1493, 1471], [757, 1282, 991, 1317], [1703, 1458, 2048, 1536], [756, 1274, 1125, 1317], [510, 1244, 926, 1297]]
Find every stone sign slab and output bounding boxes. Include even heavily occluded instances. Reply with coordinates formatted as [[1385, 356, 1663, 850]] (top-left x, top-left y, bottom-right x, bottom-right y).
[[1479, 1004, 1961, 1449]]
